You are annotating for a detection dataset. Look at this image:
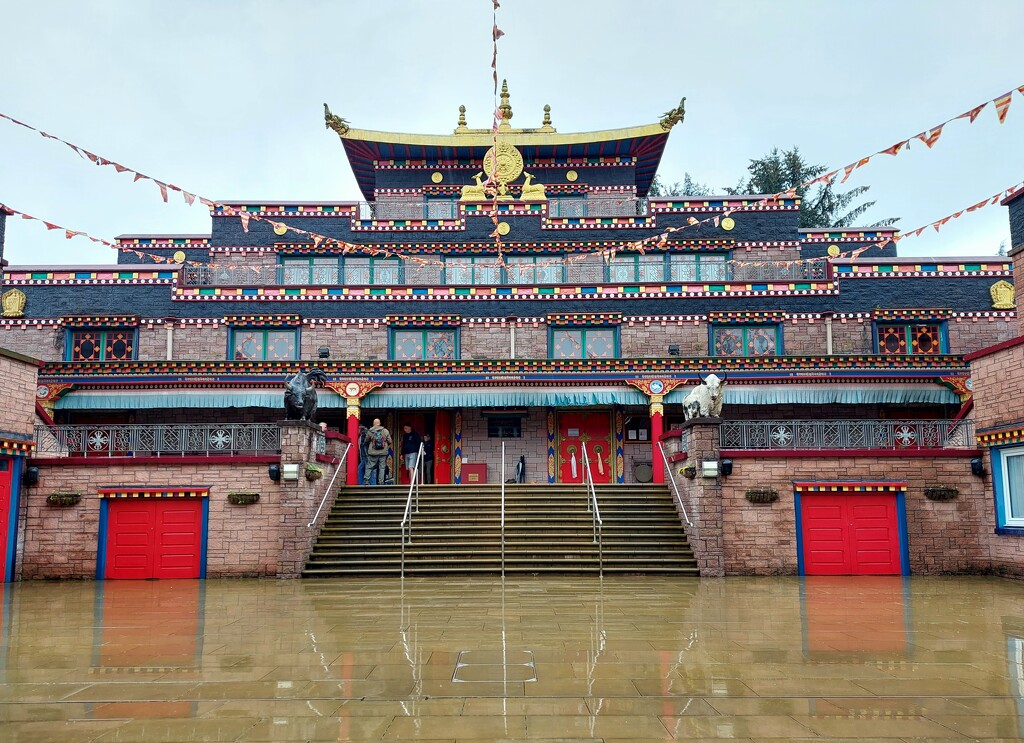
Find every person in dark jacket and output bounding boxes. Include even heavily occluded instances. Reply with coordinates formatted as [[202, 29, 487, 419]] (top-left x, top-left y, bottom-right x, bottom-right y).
[[421, 432, 435, 484], [400, 424, 422, 482], [357, 424, 370, 485]]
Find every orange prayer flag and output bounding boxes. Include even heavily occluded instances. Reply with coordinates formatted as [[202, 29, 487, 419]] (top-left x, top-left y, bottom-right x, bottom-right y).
[[239, 212, 250, 233], [955, 103, 986, 123], [156, 182, 169, 203], [994, 91, 1013, 123], [880, 140, 908, 156], [916, 126, 944, 149], [182, 191, 196, 206]]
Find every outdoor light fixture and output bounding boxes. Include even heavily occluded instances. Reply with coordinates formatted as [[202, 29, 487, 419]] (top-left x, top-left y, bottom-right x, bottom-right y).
[[970, 457, 986, 477], [267, 464, 281, 482], [668, 345, 680, 356], [720, 459, 733, 477], [317, 346, 331, 359], [281, 463, 300, 481], [701, 460, 720, 478], [22, 466, 39, 486]]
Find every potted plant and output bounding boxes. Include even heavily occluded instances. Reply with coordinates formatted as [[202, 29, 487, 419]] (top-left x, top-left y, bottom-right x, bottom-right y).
[[924, 486, 958, 501], [47, 490, 81, 507], [305, 463, 324, 481], [681, 465, 697, 480], [227, 491, 260, 506], [745, 487, 779, 504]]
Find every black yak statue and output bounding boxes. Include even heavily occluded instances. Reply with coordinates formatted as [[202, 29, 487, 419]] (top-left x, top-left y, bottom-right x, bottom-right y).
[[284, 368, 328, 421]]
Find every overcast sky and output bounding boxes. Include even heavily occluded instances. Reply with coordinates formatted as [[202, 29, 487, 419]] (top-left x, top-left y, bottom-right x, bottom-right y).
[[1, 0, 1022, 265]]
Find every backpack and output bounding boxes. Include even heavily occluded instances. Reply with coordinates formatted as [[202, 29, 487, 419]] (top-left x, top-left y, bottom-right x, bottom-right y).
[[369, 428, 387, 451]]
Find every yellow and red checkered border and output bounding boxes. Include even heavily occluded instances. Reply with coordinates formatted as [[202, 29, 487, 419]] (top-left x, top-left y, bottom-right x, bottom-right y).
[[0, 437, 35, 457], [97, 487, 209, 499], [976, 427, 1024, 448]]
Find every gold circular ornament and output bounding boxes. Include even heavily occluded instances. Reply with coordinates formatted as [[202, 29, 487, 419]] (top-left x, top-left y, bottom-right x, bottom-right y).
[[344, 382, 361, 397], [431, 171, 444, 183], [566, 169, 579, 182], [720, 217, 735, 231], [827, 244, 841, 257], [482, 142, 524, 184], [273, 222, 288, 236], [172, 250, 187, 263], [496, 221, 511, 236]]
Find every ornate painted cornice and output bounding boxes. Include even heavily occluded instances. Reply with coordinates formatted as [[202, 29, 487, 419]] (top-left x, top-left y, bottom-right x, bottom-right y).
[[794, 481, 906, 493], [708, 311, 787, 323], [385, 314, 461, 327], [547, 312, 622, 326], [976, 426, 1024, 448], [59, 315, 139, 328], [222, 314, 301, 327], [98, 487, 209, 499], [834, 261, 1011, 278], [0, 437, 35, 457], [3, 270, 175, 286], [872, 308, 952, 321]]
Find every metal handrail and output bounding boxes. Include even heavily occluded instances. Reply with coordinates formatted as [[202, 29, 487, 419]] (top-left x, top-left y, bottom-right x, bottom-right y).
[[580, 443, 603, 576], [658, 440, 693, 528], [400, 442, 425, 576], [307, 443, 350, 528], [500, 441, 506, 578]]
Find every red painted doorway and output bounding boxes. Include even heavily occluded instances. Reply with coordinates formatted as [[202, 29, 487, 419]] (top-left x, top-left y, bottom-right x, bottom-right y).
[[800, 492, 902, 575], [434, 411, 452, 484], [0, 459, 11, 581], [557, 411, 613, 484], [105, 499, 204, 579]]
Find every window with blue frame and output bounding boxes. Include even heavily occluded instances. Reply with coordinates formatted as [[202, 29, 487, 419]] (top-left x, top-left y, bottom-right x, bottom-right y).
[[994, 445, 1024, 529], [549, 327, 618, 359], [230, 328, 298, 361], [68, 328, 137, 361], [711, 325, 780, 357], [390, 328, 459, 360], [444, 256, 500, 285], [279, 256, 401, 286], [668, 254, 729, 282], [875, 322, 945, 355], [506, 255, 564, 285]]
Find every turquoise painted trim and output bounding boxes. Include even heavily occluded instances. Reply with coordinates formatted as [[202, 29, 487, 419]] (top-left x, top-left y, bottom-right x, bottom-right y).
[[199, 498, 209, 579], [3, 457, 22, 583], [896, 491, 911, 575], [96, 500, 109, 579], [665, 386, 957, 405], [794, 491, 805, 575]]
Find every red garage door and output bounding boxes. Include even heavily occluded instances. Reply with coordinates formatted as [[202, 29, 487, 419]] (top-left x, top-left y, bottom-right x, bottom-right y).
[[800, 493, 902, 575], [106, 499, 204, 580]]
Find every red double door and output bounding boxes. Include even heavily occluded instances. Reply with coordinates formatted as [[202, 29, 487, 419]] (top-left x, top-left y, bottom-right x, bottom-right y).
[[558, 411, 613, 484], [0, 459, 11, 581], [800, 493, 902, 575], [395, 412, 452, 485], [105, 499, 204, 579]]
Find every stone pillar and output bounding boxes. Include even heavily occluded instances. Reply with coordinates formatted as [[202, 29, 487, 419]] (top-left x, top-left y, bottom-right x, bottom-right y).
[[668, 417, 725, 577], [276, 419, 324, 578], [345, 397, 360, 485], [650, 396, 666, 484]]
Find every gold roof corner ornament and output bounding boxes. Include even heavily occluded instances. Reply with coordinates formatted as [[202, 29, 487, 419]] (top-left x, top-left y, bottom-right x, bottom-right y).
[[1, 288, 26, 318], [990, 279, 1016, 309], [456, 105, 468, 131], [324, 103, 350, 137], [498, 79, 513, 129], [539, 104, 555, 132], [659, 97, 686, 131]]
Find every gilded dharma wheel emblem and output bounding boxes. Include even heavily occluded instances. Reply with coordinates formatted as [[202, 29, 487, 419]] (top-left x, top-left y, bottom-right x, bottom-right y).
[[482, 142, 524, 185], [720, 217, 735, 231]]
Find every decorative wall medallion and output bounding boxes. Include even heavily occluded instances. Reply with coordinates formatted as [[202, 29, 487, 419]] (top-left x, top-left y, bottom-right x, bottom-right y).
[[431, 171, 444, 183], [565, 170, 578, 182], [1, 288, 27, 318], [496, 221, 511, 236], [990, 279, 1016, 309], [649, 379, 665, 394], [482, 142, 524, 184], [172, 250, 187, 263], [720, 217, 735, 231], [827, 245, 841, 257], [36, 385, 50, 399], [344, 382, 361, 397], [273, 223, 288, 236]]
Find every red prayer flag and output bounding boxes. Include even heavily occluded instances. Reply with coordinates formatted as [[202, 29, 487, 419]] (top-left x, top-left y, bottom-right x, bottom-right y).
[[239, 212, 250, 233], [916, 126, 944, 148], [955, 103, 986, 123], [133, 172, 146, 183], [182, 191, 196, 206], [44, 221, 59, 231], [880, 140, 908, 156], [113, 163, 130, 174], [492, 23, 504, 41], [994, 91, 1013, 123], [156, 182, 169, 203]]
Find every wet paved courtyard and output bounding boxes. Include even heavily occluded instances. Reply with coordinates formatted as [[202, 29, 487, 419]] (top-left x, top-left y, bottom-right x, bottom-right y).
[[2, 576, 1024, 741]]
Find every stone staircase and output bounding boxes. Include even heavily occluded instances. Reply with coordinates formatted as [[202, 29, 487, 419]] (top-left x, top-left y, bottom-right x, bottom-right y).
[[302, 483, 698, 577]]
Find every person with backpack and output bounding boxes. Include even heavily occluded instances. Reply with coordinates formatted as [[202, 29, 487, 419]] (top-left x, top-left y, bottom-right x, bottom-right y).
[[363, 418, 392, 486]]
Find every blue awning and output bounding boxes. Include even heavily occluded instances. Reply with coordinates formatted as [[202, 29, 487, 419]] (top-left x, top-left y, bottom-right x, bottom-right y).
[[666, 384, 958, 406]]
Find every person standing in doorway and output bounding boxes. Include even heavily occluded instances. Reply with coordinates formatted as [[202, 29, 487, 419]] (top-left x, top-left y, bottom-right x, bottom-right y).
[[363, 418, 392, 486], [421, 432, 435, 484], [400, 424, 422, 482], [357, 424, 370, 485]]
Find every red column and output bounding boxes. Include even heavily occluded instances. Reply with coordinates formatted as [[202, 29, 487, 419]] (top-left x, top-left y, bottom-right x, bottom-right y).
[[346, 401, 360, 486], [650, 400, 665, 484]]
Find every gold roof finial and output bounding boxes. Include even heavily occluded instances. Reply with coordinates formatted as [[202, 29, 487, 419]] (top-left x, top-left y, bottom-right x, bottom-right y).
[[457, 105, 467, 129], [539, 104, 554, 131], [498, 79, 513, 129]]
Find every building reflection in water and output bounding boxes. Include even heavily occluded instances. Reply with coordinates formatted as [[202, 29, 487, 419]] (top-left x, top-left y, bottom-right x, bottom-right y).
[[88, 580, 205, 719], [1005, 616, 1024, 738]]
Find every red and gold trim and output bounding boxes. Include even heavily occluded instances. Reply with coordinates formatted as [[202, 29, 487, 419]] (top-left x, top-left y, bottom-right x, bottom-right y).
[[794, 481, 907, 494], [0, 437, 35, 457], [98, 487, 210, 499]]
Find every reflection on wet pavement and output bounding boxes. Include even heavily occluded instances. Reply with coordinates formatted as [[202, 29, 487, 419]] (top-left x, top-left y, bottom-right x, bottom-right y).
[[0, 575, 1023, 740]]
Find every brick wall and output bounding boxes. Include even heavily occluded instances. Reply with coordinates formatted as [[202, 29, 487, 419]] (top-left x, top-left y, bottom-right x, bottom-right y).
[[137, 324, 168, 360], [301, 324, 387, 360], [458, 409, 549, 484], [0, 349, 38, 437], [970, 342, 1024, 430], [170, 324, 226, 359], [947, 316, 1017, 355], [0, 325, 61, 360], [781, 319, 827, 355], [513, 322, 547, 359], [622, 321, 705, 357], [720, 454, 988, 576], [830, 317, 873, 354], [463, 324, 510, 360]]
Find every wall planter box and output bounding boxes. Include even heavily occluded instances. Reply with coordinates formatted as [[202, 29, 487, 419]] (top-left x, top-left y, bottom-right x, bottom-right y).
[[924, 486, 959, 501], [745, 487, 779, 504], [305, 464, 324, 481], [681, 465, 697, 480], [227, 492, 260, 506], [47, 491, 82, 507]]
